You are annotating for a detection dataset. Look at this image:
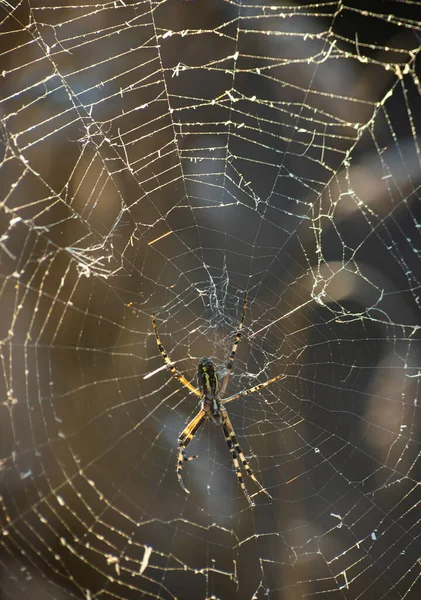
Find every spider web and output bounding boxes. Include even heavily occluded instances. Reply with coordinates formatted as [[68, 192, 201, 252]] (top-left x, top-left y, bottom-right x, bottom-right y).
[[1, 0, 420, 598]]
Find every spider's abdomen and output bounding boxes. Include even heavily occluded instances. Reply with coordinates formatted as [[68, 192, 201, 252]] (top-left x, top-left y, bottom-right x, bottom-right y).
[[198, 357, 218, 398], [198, 357, 222, 421]]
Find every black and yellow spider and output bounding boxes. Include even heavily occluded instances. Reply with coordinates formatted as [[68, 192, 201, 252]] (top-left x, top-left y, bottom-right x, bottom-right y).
[[152, 294, 284, 506]]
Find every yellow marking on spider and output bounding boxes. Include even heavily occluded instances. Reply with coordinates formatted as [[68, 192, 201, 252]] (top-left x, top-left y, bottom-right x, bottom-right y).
[[203, 372, 212, 394]]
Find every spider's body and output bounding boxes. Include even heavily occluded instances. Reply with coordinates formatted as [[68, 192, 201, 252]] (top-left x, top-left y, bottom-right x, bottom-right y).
[[152, 293, 284, 506], [197, 357, 221, 423]]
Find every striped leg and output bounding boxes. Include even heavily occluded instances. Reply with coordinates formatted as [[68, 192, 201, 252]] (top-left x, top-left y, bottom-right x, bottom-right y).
[[219, 292, 248, 396], [177, 409, 206, 494], [220, 406, 272, 502], [222, 374, 286, 406], [152, 314, 202, 398], [221, 421, 254, 507]]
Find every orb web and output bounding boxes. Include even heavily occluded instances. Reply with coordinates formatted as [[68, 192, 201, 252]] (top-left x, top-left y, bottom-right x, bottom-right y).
[[0, 1, 420, 599]]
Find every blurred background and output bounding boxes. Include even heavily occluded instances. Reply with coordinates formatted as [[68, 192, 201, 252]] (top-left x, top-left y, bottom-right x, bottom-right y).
[[0, 1, 420, 598]]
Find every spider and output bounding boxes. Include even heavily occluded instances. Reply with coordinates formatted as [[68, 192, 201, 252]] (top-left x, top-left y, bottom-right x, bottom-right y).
[[152, 294, 284, 506]]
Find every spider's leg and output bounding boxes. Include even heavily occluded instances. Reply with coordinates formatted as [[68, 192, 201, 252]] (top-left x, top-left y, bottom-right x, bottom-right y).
[[222, 374, 286, 406], [152, 314, 202, 398], [219, 292, 248, 397], [177, 409, 206, 494], [221, 406, 272, 501], [221, 420, 254, 507]]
